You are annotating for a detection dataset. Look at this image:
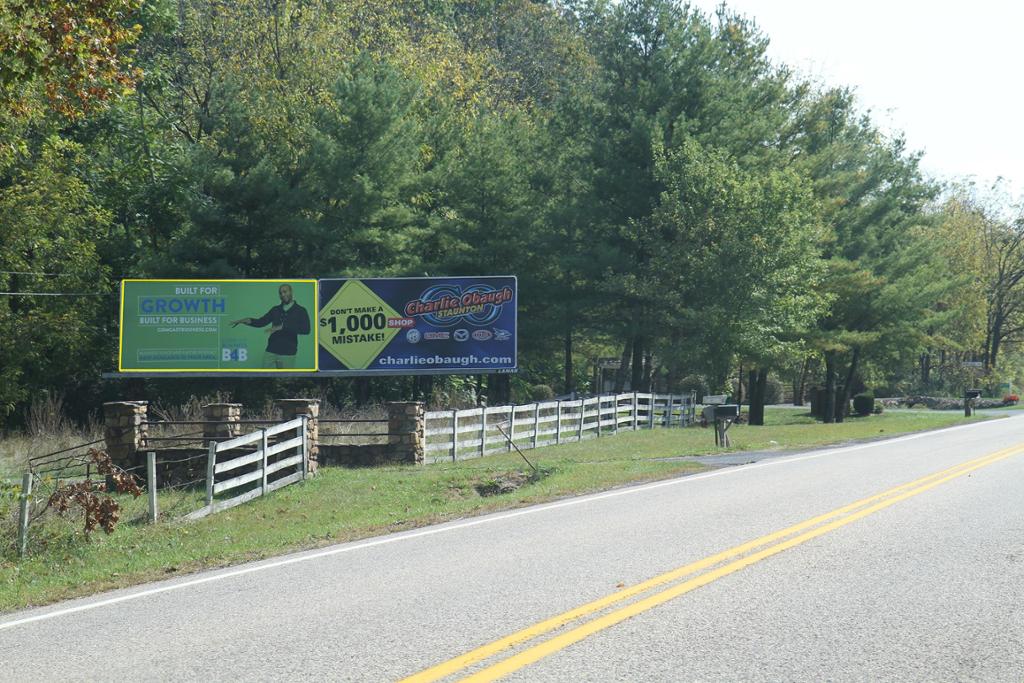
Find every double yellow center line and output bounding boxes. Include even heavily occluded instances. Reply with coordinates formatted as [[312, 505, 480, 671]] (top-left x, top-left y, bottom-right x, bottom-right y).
[[401, 443, 1024, 682]]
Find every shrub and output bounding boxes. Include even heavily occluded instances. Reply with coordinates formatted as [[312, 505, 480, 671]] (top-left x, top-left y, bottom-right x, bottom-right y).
[[529, 384, 555, 401], [678, 375, 708, 395], [872, 402, 884, 415], [853, 392, 875, 417], [764, 377, 784, 405]]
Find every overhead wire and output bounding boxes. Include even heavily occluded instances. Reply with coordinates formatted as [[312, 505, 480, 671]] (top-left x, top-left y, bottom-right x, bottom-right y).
[[0, 291, 111, 297]]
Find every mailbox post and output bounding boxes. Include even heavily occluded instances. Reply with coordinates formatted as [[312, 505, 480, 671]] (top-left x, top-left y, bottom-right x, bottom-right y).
[[713, 404, 739, 447], [964, 389, 981, 417]]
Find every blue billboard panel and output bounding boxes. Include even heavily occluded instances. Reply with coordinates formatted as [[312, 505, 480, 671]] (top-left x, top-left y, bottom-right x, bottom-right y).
[[317, 277, 517, 375]]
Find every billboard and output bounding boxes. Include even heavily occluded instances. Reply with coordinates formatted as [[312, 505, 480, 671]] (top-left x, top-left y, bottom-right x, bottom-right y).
[[317, 276, 517, 375], [118, 279, 318, 372]]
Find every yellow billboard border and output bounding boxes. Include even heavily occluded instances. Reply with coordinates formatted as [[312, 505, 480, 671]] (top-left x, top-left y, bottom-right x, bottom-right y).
[[118, 278, 319, 373]]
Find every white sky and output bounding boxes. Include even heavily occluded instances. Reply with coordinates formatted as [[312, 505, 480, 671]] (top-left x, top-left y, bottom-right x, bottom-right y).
[[690, 0, 1022, 194]]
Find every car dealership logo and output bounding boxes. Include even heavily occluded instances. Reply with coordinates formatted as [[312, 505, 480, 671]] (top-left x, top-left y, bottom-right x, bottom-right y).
[[406, 329, 421, 344], [404, 284, 514, 327], [492, 328, 511, 341], [454, 328, 469, 342], [424, 331, 450, 341], [472, 329, 493, 341]]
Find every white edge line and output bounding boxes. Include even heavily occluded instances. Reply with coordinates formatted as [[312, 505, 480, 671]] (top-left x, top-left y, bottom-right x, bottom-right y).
[[0, 415, 1013, 631]]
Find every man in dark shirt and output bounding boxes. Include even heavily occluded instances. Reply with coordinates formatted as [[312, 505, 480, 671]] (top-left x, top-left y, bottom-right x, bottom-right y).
[[230, 284, 310, 368]]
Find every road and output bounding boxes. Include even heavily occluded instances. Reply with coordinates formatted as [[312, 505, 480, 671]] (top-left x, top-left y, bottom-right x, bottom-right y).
[[3, 415, 1024, 681]]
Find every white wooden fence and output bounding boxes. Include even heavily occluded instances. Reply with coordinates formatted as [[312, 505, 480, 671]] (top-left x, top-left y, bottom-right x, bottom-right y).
[[424, 392, 696, 464], [186, 416, 309, 520]]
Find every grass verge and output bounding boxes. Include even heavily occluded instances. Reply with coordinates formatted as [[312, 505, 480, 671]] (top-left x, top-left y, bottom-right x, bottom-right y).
[[0, 408, 994, 613]]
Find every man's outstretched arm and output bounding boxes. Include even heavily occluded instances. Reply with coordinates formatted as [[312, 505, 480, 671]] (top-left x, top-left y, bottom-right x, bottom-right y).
[[231, 308, 274, 328]]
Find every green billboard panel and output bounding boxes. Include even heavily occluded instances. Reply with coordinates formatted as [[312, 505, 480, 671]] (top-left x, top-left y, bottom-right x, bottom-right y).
[[118, 279, 318, 372]]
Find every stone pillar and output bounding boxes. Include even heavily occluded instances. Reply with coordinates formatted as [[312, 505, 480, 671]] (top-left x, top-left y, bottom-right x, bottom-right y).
[[275, 399, 320, 473], [386, 402, 425, 465], [103, 401, 149, 467], [203, 403, 242, 441]]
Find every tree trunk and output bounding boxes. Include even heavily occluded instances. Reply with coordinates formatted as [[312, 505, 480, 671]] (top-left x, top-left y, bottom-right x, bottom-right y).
[[983, 323, 993, 370], [641, 351, 654, 392], [837, 347, 861, 423], [748, 368, 767, 426], [824, 353, 836, 424], [630, 334, 644, 391], [794, 357, 810, 406], [563, 327, 574, 395], [355, 378, 371, 406], [665, 366, 677, 394], [417, 375, 434, 405], [736, 363, 744, 405], [614, 337, 633, 392], [487, 374, 510, 405], [991, 312, 1004, 369]]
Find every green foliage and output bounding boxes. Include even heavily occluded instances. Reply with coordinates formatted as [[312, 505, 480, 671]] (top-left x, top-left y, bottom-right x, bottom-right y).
[[853, 392, 875, 417], [643, 137, 825, 384], [528, 384, 555, 401], [0, 137, 112, 417], [763, 377, 784, 405], [0, 0, 142, 118], [0, 0, 1010, 424]]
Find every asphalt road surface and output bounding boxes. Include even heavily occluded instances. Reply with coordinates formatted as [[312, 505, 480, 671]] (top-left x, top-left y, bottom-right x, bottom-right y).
[[3, 416, 1024, 682]]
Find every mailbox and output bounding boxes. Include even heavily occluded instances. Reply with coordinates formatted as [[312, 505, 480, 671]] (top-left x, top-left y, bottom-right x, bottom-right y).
[[714, 404, 740, 420], [965, 389, 982, 400]]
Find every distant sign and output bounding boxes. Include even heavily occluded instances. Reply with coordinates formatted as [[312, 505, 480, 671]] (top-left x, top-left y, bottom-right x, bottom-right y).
[[118, 279, 318, 372], [317, 277, 517, 375], [963, 361, 984, 368]]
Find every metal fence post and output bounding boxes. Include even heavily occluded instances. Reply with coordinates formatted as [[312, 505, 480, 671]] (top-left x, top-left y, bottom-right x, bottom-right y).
[[147, 451, 158, 524], [261, 428, 269, 495], [613, 394, 619, 435], [450, 409, 458, 462], [555, 400, 562, 445], [17, 472, 32, 558], [300, 416, 309, 478], [532, 403, 540, 449], [577, 400, 585, 441], [205, 440, 216, 508], [507, 406, 516, 451], [479, 408, 487, 457]]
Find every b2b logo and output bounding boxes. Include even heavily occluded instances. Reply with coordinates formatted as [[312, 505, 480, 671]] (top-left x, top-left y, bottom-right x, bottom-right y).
[[222, 348, 248, 361]]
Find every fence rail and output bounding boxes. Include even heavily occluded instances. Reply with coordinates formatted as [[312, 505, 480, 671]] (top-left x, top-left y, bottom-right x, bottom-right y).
[[423, 392, 696, 464], [184, 416, 309, 521]]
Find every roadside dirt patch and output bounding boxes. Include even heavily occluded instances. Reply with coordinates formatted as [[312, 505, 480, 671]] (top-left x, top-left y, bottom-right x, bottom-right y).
[[473, 468, 551, 496]]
